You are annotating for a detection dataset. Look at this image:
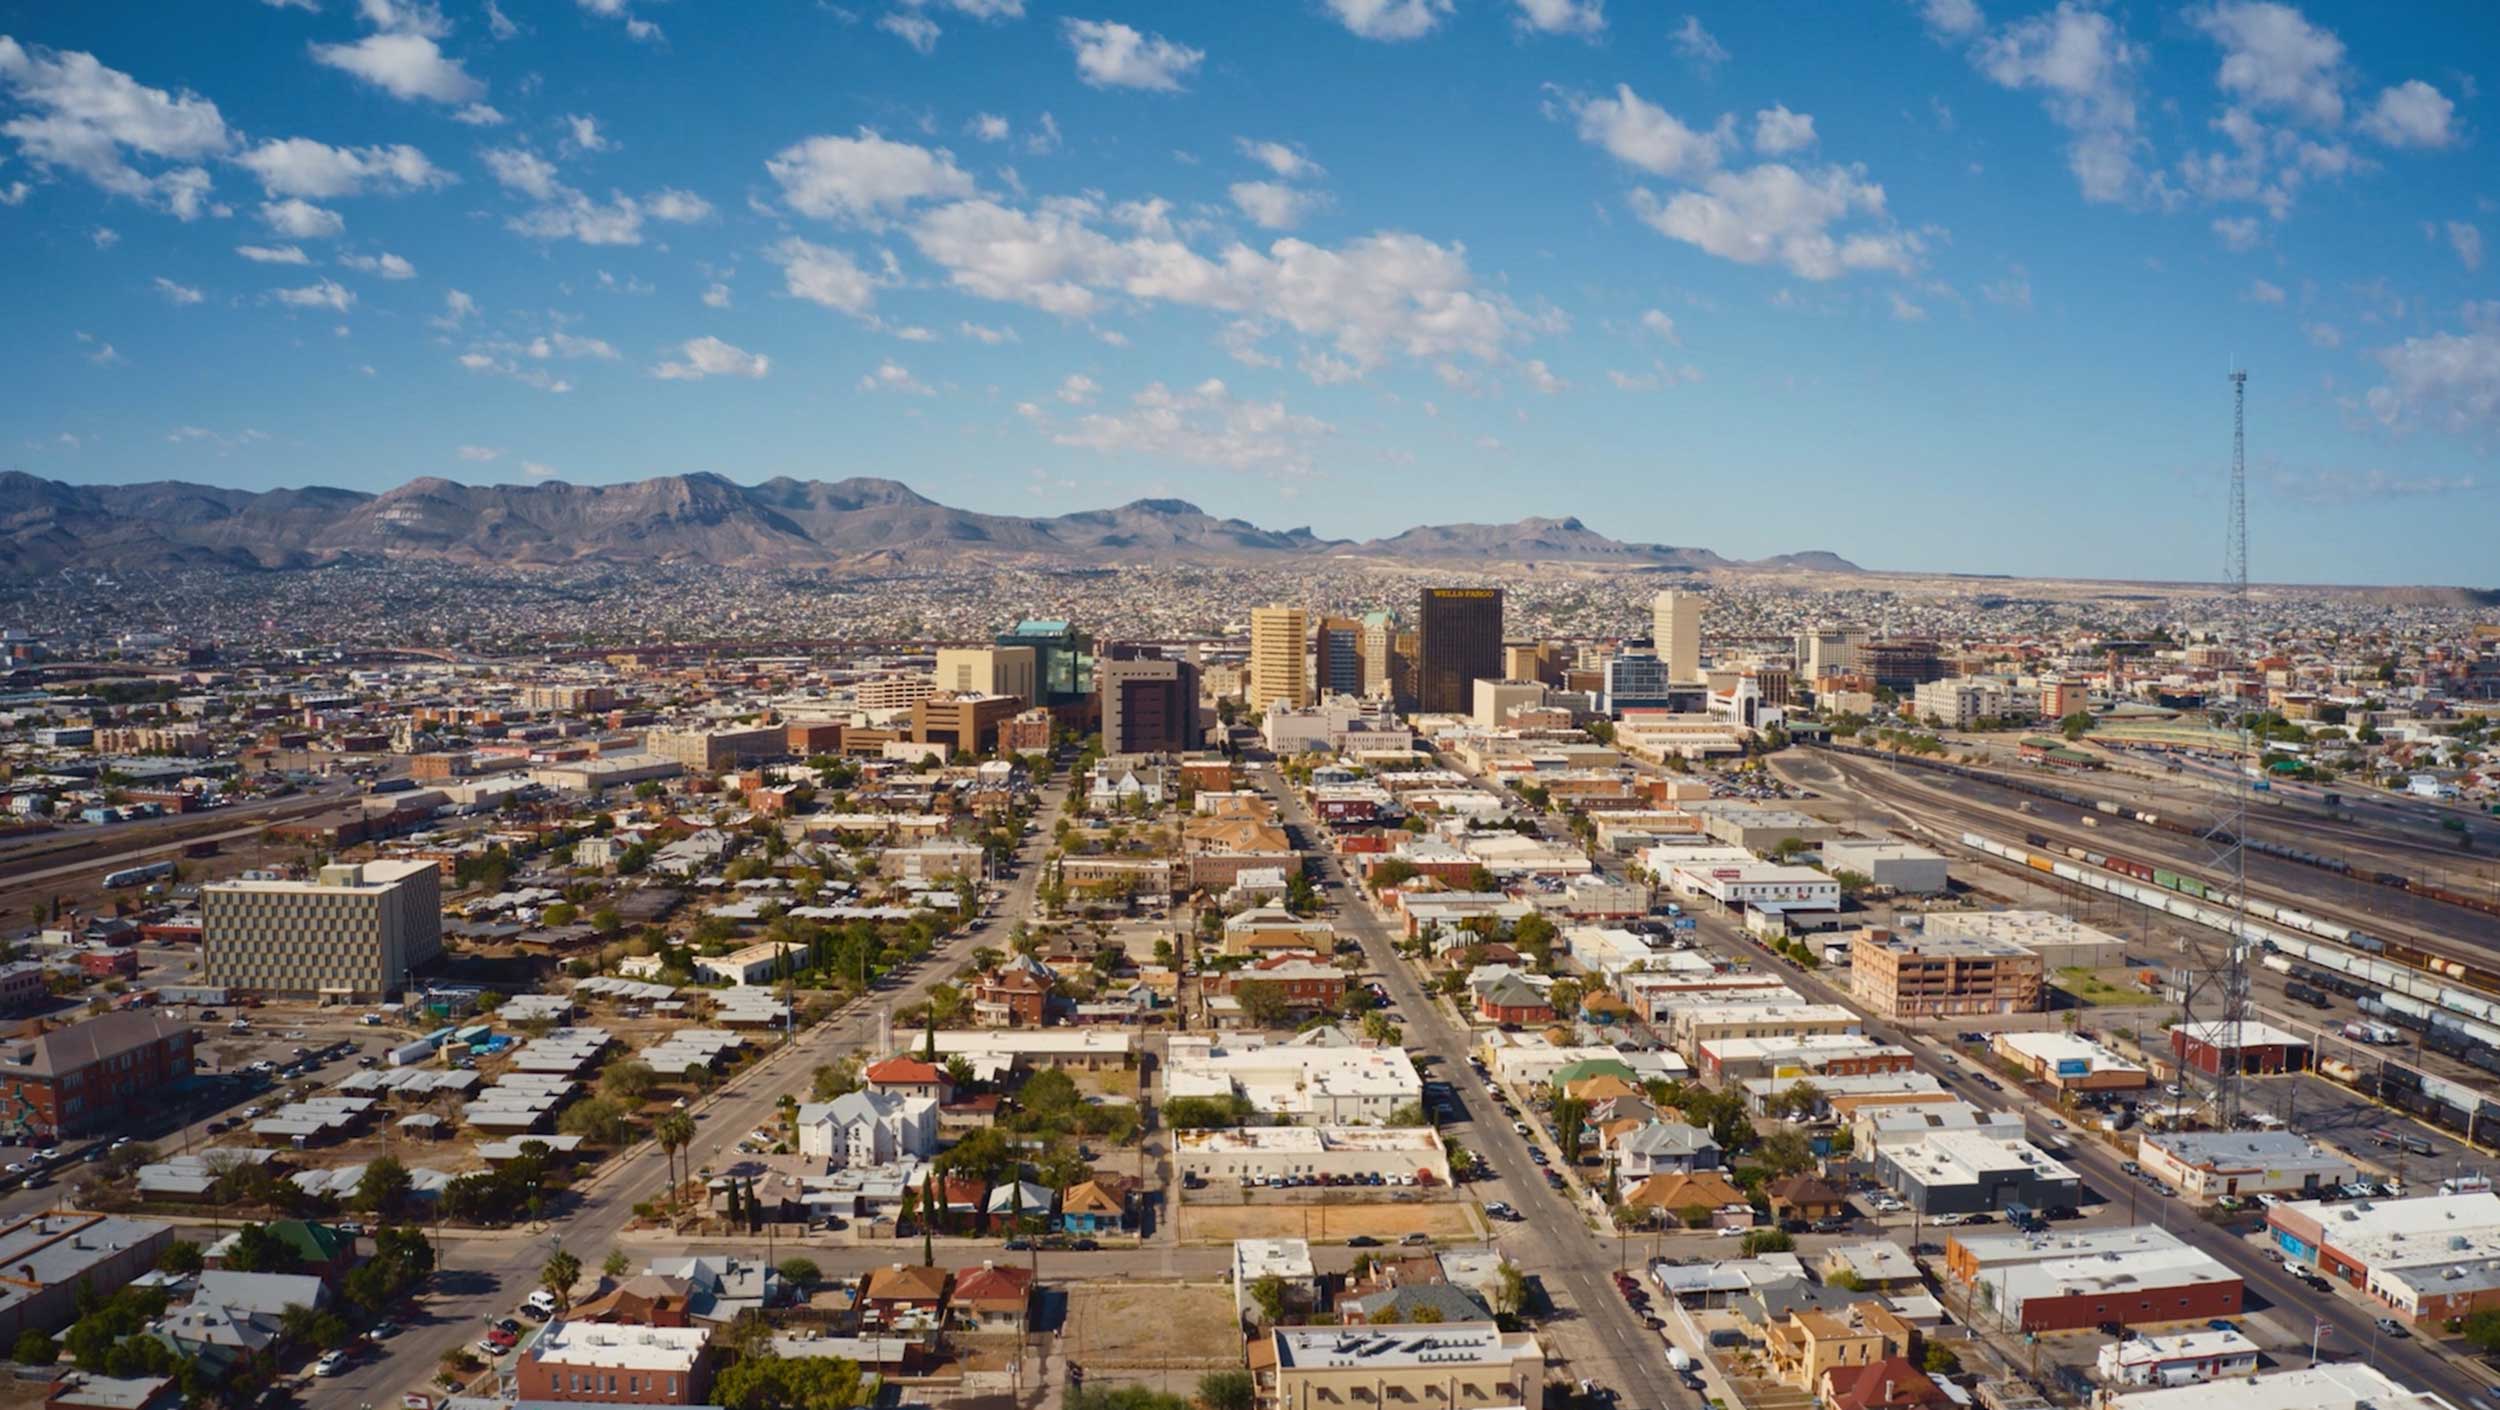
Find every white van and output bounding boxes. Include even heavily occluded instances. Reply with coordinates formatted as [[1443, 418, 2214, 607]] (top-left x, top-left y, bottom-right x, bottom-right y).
[[524, 1289, 560, 1318]]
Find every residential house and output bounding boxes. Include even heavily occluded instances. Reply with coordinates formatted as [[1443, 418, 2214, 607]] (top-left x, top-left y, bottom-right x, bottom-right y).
[[1823, 1358, 1950, 1410], [643, 1256, 783, 1322], [1057, 1179, 1128, 1234], [1624, 1172, 1752, 1228], [1611, 1121, 1720, 1179], [1765, 1302, 1916, 1393], [1768, 1176, 1849, 1225], [949, 1263, 1033, 1333], [863, 1058, 954, 1105], [1478, 974, 1555, 1028], [569, 1275, 698, 1328], [985, 1180, 1053, 1231], [858, 1263, 950, 1337], [970, 967, 1051, 1027], [204, 1220, 358, 1285]]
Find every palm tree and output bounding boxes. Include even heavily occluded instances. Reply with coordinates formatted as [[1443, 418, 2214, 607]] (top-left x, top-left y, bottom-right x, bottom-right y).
[[541, 1250, 582, 1315], [655, 1111, 697, 1210]]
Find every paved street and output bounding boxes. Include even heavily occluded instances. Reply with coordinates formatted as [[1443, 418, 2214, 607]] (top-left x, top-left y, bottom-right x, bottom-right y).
[[303, 773, 1068, 1410], [1252, 760, 1681, 1407]]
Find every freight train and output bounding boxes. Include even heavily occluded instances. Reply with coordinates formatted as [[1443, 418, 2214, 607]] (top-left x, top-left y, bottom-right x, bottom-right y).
[[1817, 741, 2500, 920], [101, 859, 175, 888]]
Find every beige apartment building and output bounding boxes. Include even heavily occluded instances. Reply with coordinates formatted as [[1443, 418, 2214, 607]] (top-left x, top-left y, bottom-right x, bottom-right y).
[[1249, 606, 1311, 712], [855, 676, 937, 712], [1849, 927, 2043, 1019], [1268, 1323, 1544, 1410], [934, 646, 1037, 706], [1653, 590, 1702, 684], [203, 860, 443, 1000]]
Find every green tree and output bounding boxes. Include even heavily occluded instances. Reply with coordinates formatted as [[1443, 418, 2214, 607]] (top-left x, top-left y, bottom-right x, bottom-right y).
[[1742, 1228, 1795, 1256], [603, 1248, 632, 1280], [155, 1240, 205, 1275], [601, 1059, 661, 1102], [1922, 1342, 1962, 1375], [541, 1250, 583, 1314], [810, 1056, 863, 1102], [355, 1155, 413, 1217], [11, 1330, 56, 1366], [712, 1349, 867, 1410], [655, 1109, 698, 1206], [1198, 1370, 1256, 1410], [1232, 979, 1292, 1027], [778, 1257, 822, 1289], [1249, 1273, 1288, 1325], [218, 1223, 294, 1274]]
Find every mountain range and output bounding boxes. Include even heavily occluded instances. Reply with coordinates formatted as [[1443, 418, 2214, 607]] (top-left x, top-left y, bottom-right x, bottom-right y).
[[0, 471, 1859, 578]]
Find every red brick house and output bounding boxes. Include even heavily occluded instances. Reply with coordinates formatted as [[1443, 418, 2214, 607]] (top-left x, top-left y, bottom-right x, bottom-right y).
[[0, 1011, 197, 1143], [1219, 953, 1347, 1012], [971, 968, 1050, 1027], [950, 1263, 1033, 1333], [1476, 975, 1554, 1028], [515, 1323, 711, 1404], [1823, 1358, 1950, 1410]]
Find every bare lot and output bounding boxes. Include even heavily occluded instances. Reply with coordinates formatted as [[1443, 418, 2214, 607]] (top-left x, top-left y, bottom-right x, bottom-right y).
[[1063, 1280, 1240, 1369], [1176, 1199, 1486, 1244]]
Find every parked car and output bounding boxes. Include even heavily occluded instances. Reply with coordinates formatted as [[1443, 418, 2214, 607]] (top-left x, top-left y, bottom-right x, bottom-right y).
[[1347, 1235, 1382, 1248], [314, 1351, 351, 1377]]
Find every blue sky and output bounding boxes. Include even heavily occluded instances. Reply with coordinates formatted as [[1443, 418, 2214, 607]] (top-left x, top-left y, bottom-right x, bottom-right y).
[[3, 0, 2495, 585]]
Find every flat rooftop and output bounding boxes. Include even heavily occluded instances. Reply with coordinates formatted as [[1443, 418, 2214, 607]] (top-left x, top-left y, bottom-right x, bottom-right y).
[[1272, 1322, 1540, 1372]]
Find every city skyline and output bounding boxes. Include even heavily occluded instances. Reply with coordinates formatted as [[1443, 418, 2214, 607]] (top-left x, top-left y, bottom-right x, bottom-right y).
[[5, 3, 2497, 585]]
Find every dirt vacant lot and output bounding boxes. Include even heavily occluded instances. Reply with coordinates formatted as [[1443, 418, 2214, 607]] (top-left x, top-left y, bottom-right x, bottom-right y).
[[1063, 1280, 1239, 1368], [1176, 1199, 1486, 1245]]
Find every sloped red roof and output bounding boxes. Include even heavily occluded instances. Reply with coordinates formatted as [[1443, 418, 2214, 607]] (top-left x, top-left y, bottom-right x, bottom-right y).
[[951, 1263, 1034, 1307], [867, 1058, 945, 1085]]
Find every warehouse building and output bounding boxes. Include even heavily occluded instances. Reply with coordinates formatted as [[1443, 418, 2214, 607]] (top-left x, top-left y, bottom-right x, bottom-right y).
[[1850, 928, 2042, 1019], [0, 1213, 176, 1340], [1820, 841, 1949, 895], [1684, 804, 1840, 852], [646, 725, 785, 772], [2100, 1365, 2442, 1410], [2172, 1020, 2312, 1076], [1944, 1224, 2241, 1331], [1919, 911, 2128, 972]]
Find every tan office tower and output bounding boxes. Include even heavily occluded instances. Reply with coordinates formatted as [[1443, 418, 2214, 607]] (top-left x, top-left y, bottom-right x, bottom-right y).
[[934, 646, 1038, 706], [1357, 610, 1401, 700], [202, 860, 444, 1001], [1248, 605, 1311, 711], [1652, 590, 1702, 684], [1315, 617, 1364, 698]]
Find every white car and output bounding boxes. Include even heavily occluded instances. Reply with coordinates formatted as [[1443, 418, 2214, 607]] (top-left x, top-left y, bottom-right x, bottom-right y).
[[1715, 1226, 1747, 1238], [313, 1351, 350, 1377]]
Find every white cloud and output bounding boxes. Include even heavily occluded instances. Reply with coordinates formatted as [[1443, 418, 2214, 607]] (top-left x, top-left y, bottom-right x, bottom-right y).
[[90, 225, 118, 248], [768, 236, 883, 316], [260, 197, 345, 238], [457, 444, 503, 461], [2211, 215, 2262, 251], [1520, 358, 1566, 393], [485, 1, 517, 39], [1046, 377, 1332, 473], [506, 190, 646, 245], [456, 351, 572, 393], [521, 459, 559, 478], [702, 282, 732, 308], [1670, 15, 1727, 68], [1629, 162, 1920, 280], [1973, 2, 2147, 203], [1320, 0, 1451, 42], [1571, 85, 1730, 179], [1981, 273, 2032, 309], [2245, 277, 2286, 303], [0, 181, 26, 205], [858, 359, 934, 395], [2303, 321, 2340, 348], [431, 287, 478, 327], [153, 275, 203, 304], [340, 250, 416, 279], [765, 130, 975, 223], [1063, 18, 1202, 92], [1514, 0, 1604, 39], [1237, 138, 1322, 180], [481, 146, 559, 199], [652, 335, 771, 380], [2191, 2, 2347, 128], [2449, 221, 2484, 273], [310, 32, 485, 104], [959, 320, 1017, 344], [1752, 105, 1816, 156], [1638, 308, 1679, 343], [1056, 373, 1099, 404], [970, 113, 1011, 143], [275, 277, 355, 311], [75, 332, 123, 366], [1888, 291, 1927, 321], [644, 187, 712, 222], [909, 198, 1528, 375], [237, 243, 310, 264], [879, 12, 941, 53], [562, 113, 611, 154], [2357, 80, 2455, 148], [236, 137, 451, 197], [452, 102, 504, 126], [1915, 0, 1984, 38], [0, 39, 231, 216], [164, 425, 267, 448], [1229, 180, 1325, 231], [890, 324, 936, 342], [575, 0, 662, 43]]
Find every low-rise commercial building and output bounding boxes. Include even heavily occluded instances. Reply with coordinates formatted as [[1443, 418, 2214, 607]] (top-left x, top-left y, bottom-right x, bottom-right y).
[[2135, 1132, 2355, 1203], [646, 726, 784, 773], [2096, 1328, 2262, 1387], [1163, 1037, 1421, 1125], [1820, 841, 1949, 895], [2172, 1020, 2312, 1076], [1270, 1322, 1545, 1410], [1176, 1126, 1451, 1187], [2097, 1364, 2442, 1410], [1990, 1031, 2149, 1093], [0, 1014, 199, 1143], [517, 1320, 713, 1404], [1944, 1225, 2240, 1331], [1918, 911, 2127, 971], [0, 1214, 175, 1341], [1875, 1131, 2080, 1216], [2268, 1190, 2500, 1324]]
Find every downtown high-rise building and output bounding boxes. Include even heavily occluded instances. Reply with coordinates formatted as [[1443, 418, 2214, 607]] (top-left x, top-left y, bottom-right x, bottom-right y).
[[1248, 605, 1311, 712], [1652, 590, 1702, 684], [1357, 609, 1403, 702], [1315, 616, 1364, 698], [1416, 587, 1503, 715]]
